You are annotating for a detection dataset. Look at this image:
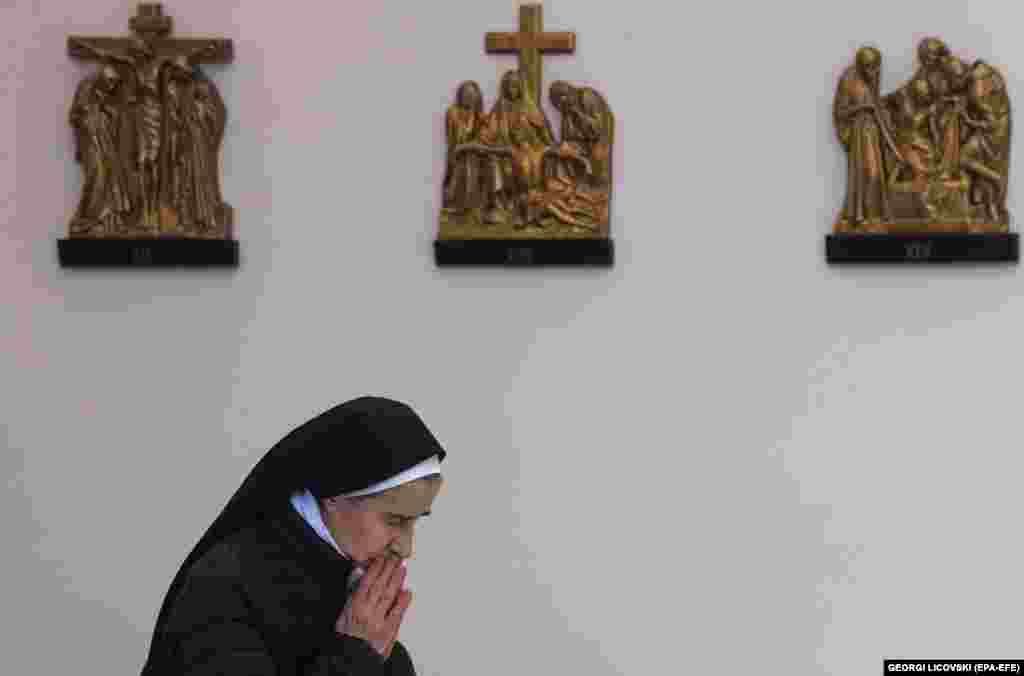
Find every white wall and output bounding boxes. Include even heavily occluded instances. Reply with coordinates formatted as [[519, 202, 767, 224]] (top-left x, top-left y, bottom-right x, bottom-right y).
[[3, 0, 1023, 674]]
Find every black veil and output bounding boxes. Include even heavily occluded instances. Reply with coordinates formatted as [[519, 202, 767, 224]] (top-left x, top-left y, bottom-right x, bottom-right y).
[[139, 396, 446, 675]]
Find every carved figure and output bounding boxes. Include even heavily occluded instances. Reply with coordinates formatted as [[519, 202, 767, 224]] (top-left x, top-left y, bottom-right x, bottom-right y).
[[479, 70, 555, 226], [164, 57, 226, 234], [437, 4, 615, 240], [548, 81, 611, 188], [834, 46, 898, 229], [69, 65, 133, 235], [66, 4, 233, 239], [442, 81, 487, 215], [834, 39, 1012, 233]]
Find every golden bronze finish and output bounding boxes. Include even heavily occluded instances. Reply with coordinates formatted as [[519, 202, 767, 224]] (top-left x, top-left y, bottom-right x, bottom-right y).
[[439, 5, 614, 240], [66, 4, 234, 239], [833, 39, 1012, 234]]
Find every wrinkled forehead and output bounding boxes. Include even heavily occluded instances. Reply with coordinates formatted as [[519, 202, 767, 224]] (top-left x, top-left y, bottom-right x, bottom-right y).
[[358, 476, 443, 517]]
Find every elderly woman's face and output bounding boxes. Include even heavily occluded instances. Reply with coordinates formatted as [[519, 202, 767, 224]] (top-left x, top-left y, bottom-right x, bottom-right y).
[[321, 477, 443, 567]]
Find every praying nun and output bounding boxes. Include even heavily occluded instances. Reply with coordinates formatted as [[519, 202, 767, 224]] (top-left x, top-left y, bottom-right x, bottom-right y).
[[139, 396, 447, 676]]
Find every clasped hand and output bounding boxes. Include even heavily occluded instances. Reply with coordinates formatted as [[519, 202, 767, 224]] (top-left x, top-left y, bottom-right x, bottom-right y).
[[335, 558, 412, 660]]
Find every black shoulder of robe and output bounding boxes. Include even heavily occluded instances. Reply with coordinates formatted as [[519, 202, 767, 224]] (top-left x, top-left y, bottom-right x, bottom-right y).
[[144, 504, 417, 676]]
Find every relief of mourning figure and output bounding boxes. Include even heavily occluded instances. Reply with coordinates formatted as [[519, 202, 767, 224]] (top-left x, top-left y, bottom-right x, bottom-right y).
[[930, 55, 971, 180], [442, 81, 487, 216], [529, 81, 614, 230], [834, 38, 1012, 233], [164, 56, 227, 235], [910, 38, 953, 101], [548, 81, 612, 187], [885, 78, 941, 219], [959, 61, 1011, 223], [479, 70, 556, 227], [834, 46, 895, 230], [890, 79, 939, 183], [69, 65, 134, 235]]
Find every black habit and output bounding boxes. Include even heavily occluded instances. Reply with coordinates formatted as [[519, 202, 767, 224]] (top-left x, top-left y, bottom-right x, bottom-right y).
[[140, 397, 447, 676]]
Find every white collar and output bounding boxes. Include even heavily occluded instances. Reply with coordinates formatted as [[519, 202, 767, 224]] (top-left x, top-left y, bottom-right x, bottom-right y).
[[289, 489, 347, 557], [290, 490, 367, 591]]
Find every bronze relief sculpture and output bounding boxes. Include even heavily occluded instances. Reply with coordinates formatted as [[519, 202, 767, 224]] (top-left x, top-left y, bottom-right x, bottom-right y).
[[435, 4, 615, 266], [828, 38, 1017, 262], [59, 4, 236, 266]]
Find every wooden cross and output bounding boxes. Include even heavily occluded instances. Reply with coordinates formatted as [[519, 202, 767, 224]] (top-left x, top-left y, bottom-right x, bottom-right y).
[[68, 3, 232, 66], [485, 4, 575, 108]]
